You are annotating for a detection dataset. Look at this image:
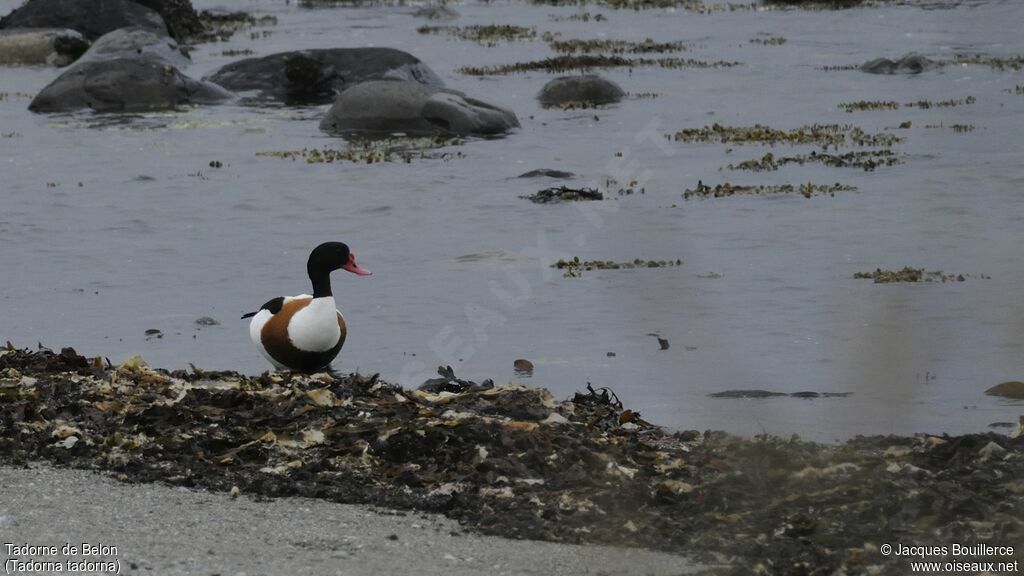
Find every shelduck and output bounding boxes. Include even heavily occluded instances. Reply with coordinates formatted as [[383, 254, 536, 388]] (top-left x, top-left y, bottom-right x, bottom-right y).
[[242, 242, 371, 372]]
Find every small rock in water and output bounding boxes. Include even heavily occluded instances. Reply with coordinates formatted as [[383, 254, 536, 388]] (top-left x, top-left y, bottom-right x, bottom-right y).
[[319, 80, 519, 137], [984, 381, 1024, 399], [861, 53, 939, 75], [413, 5, 459, 20], [537, 74, 625, 108], [195, 316, 220, 326], [144, 328, 162, 340], [517, 168, 575, 179], [513, 359, 534, 375]]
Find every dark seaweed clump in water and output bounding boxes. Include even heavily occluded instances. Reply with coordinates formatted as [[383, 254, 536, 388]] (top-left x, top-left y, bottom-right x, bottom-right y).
[[668, 123, 901, 149], [683, 181, 856, 199], [553, 257, 681, 277], [521, 186, 604, 203], [763, 0, 877, 6], [416, 24, 537, 44], [727, 150, 901, 172], [2, 346, 1022, 574], [458, 55, 741, 76], [853, 267, 990, 283], [548, 38, 687, 54]]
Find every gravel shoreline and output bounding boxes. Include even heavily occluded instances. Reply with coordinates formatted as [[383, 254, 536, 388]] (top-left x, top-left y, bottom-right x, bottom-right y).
[[0, 465, 697, 576]]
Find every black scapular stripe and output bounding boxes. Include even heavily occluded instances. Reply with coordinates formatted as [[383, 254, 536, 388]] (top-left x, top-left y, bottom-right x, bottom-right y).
[[241, 296, 285, 319]]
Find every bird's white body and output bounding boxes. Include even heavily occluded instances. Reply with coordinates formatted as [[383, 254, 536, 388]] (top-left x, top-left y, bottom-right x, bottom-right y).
[[248, 294, 344, 370]]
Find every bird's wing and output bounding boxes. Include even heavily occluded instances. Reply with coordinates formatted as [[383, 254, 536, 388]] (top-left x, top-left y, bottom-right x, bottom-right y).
[[241, 296, 285, 319]]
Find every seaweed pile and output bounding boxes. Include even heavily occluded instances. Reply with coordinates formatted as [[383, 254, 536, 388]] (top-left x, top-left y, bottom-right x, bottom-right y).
[[521, 186, 603, 204], [552, 257, 681, 277], [683, 181, 856, 199], [853, 267, 990, 283], [2, 346, 1022, 575], [668, 123, 901, 149], [726, 150, 901, 172]]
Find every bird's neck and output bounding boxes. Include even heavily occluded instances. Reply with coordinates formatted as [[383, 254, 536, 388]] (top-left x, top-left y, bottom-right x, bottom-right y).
[[309, 271, 333, 299]]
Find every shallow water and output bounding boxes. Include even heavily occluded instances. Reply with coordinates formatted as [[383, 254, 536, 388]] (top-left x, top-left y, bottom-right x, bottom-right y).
[[1, 0, 1022, 441]]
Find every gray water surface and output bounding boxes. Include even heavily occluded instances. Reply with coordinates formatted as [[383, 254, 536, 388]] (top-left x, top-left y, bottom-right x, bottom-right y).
[[1, 0, 1022, 441]]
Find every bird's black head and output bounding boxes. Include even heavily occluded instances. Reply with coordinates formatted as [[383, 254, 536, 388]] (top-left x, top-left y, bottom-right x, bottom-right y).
[[307, 241, 372, 280]]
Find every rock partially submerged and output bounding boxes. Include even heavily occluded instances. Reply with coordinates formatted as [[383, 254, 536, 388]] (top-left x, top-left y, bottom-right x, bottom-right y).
[[710, 390, 852, 399], [76, 26, 190, 68], [205, 48, 444, 105], [29, 57, 230, 113], [518, 168, 575, 179], [28, 25, 227, 113], [0, 28, 88, 66], [0, 0, 167, 41], [320, 80, 519, 137], [985, 381, 1024, 400], [413, 5, 460, 20], [1, 345, 1021, 574], [537, 74, 625, 108], [861, 53, 939, 74]]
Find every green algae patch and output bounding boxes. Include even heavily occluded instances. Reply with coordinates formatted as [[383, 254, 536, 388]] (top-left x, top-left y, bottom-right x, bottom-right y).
[[553, 257, 681, 277], [954, 54, 1024, 71], [727, 150, 901, 172], [839, 100, 900, 113], [750, 36, 787, 46], [195, 11, 278, 43], [548, 38, 687, 55], [534, 0, 759, 10], [854, 267, 989, 283], [458, 55, 741, 76], [763, 0, 888, 6], [668, 123, 902, 149], [905, 96, 976, 109], [839, 97, 976, 113], [683, 180, 856, 199], [218, 48, 256, 57], [548, 12, 608, 21], [417, 24, 537, 45], [256, 137, 465, 164]]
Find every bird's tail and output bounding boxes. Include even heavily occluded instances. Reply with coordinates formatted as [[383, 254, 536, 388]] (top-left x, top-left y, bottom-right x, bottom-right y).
[[241, 311, 257, 319]]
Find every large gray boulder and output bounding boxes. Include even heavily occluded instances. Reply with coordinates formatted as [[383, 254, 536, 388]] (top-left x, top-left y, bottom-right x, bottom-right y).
[[319, 80, 519, 137], [0, 28, 89, 66], [77, 26, 190, 68], [538, 75, 624, 108], [205, 48, 444, 105], [861, 53, 938, 74], [29, 58, 230, 113], [0, 0, 167, 41], [28, 26, 225, 113]]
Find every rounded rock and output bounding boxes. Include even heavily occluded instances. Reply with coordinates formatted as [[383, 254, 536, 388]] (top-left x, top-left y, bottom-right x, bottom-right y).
[[320, 80, 519, 137], [537, 74, 624, 108], [0, 28, 88, 66], [0, 0, 167, 41]]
